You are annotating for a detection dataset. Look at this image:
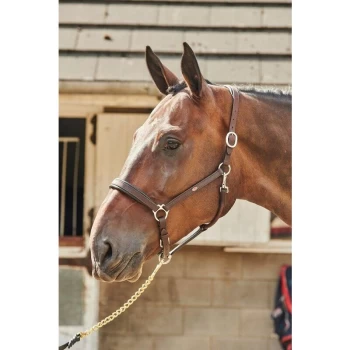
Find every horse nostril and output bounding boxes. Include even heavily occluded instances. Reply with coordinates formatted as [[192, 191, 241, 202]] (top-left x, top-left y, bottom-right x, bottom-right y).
[[98, 239, 113, 266], [104, 241, 113, 261]]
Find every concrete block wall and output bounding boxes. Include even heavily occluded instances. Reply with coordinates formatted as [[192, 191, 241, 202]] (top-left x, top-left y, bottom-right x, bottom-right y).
[[98, 246, 291, 350]]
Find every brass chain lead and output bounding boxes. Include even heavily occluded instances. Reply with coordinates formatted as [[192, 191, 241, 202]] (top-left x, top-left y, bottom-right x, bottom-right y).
[[79, 260, 164, 339]]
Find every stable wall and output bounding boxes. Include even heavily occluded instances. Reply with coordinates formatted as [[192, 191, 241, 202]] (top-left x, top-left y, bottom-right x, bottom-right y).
[[99, 246, 291, 350]]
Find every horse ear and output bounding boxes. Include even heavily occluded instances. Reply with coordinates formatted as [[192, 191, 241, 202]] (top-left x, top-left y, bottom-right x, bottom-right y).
[[181, 42, 206, 98], [145, 46, 179, 95]]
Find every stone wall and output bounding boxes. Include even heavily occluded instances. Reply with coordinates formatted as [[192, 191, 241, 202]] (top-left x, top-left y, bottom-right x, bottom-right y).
[[99, 246, 291, 350]]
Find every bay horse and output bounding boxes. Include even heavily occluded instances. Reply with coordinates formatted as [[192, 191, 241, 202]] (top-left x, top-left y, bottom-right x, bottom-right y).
[[90, 42, 291, 283]]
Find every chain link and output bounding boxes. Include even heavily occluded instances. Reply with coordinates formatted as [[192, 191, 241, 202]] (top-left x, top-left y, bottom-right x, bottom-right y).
[[79, 260, 164, 339]]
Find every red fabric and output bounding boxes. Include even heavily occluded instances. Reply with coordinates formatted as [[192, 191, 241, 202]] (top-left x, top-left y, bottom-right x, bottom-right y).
[[282, 335, 292, 343], [271, 226, 292, 237], [280, 265, 292, 313], [282, 335, 292, 350]]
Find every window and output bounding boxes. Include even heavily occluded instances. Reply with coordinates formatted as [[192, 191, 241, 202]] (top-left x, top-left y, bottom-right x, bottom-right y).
[[59, 118, 86, 245]]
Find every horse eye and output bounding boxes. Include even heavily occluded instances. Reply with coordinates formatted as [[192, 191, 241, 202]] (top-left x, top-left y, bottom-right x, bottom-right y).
[[163, 139, 180, 151]]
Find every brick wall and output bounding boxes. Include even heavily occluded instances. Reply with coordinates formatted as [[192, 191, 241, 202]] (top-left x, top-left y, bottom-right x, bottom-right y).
[[98, 246, 291, 350]]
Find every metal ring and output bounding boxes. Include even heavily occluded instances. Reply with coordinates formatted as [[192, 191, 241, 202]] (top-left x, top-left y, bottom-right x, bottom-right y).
[[218, 163, 231, 175], [153, 204, 169, 222], [159, 254, 172, 264], [226, 132, 238, 148]]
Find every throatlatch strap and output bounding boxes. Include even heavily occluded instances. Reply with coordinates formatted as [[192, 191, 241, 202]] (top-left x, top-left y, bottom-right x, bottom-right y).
[[223, 86, 239, 165], [169, 183, 229, 255], [170, 86, 239, 254]]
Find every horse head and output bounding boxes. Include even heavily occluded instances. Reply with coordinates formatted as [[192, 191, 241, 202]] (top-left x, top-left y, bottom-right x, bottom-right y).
[[90, 43, 243, 282]]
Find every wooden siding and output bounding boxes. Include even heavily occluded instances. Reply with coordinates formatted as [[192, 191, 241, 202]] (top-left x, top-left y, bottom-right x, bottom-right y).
[[59, 0, 291, 86], [59, 3, 291, 28], [95, 113, 149, 208], [60, 55, 290, 85], [68, 29, 291, 55]]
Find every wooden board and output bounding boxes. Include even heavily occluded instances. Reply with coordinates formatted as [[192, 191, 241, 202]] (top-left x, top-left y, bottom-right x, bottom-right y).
[[223, 239, 291, 253], [182, 200, 271, 245], [59, 236, 85, 247], [60, 94, 159, 109], [60, 56, 291, 85], [95, 113, 149, 207], [65, 29, 291, 55], [60, 3, 291, 28]]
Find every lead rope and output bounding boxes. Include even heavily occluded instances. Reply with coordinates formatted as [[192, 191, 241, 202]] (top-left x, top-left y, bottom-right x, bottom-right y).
[[59, 195, 226, 349], [59, 260, 165, 350], [59, 208, 222, 349]]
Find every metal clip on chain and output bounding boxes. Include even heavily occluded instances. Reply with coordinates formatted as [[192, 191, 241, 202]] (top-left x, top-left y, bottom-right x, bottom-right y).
[[218, 163, 231, 193]]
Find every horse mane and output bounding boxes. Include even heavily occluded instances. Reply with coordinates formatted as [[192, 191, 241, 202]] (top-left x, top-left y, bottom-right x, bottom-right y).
[[166, 81, 292, 102], [240, 86, 292, 101]]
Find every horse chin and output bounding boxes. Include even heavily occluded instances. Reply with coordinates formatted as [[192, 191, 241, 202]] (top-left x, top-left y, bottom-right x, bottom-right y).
[[115, 264, 143, 283], [92, 252, 144, 283], [110, 253, 144, 283], [126, 268, 143, 283]]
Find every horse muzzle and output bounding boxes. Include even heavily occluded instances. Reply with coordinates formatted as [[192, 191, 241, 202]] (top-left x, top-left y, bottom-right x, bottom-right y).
[[91, 236, 144, 282]]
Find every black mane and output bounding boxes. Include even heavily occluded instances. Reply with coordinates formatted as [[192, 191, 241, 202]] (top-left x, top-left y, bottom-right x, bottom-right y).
[[240, 86, 292, 101], [166, 80, 292, 101], [166, 79, 214, 95], [166, 81, 187, 94]]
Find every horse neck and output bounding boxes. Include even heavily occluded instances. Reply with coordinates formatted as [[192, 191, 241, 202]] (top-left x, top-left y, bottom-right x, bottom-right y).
[[229, 91, 292, 225]]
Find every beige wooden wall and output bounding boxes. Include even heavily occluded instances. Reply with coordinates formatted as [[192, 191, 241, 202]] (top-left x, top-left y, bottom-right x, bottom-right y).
[[99, 246, 291, 350]]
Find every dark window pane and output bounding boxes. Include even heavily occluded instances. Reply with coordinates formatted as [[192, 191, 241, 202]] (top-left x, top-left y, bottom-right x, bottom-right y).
[[59, 118, 86, 237]]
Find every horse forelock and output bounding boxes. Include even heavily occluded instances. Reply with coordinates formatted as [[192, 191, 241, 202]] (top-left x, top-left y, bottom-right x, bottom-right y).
[[167, 79, 215, 96]]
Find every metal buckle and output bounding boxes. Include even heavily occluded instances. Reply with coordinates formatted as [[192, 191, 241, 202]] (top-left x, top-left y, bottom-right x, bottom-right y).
[[226, 132, 238, 148], [153, 204, 169, 222]]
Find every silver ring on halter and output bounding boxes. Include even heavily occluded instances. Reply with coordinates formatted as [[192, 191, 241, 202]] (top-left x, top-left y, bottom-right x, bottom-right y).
[[153, 204, 169, 222], [218, 163, 231, 175], [159, 254, 172, 264], [226, 132, 238, 148]]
